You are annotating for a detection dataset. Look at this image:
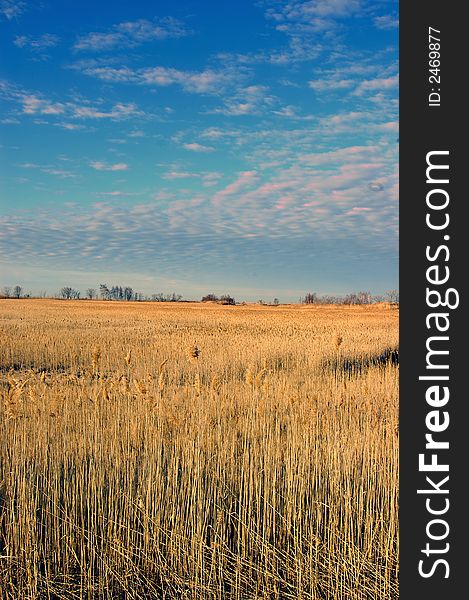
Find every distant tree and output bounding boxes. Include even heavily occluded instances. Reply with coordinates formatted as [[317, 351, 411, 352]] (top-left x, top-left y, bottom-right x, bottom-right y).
[[320, 295, 336, 304], [86, 288, 96, 300], [2, 286, 11, 298], [220, 295, 235, 305], [60, 287, 75, 300], [258, 299, 265, 305], [123, 286, 133, 301], [99, 284, 110, 300], [273, 298, 280, 306], [357, 291, 371, 305], [386, 289, 399, 304], [303, 292, 317, 304], [13, 285, 22, 298], [201, 293, 218, 302], [169, 293, 182, 302]]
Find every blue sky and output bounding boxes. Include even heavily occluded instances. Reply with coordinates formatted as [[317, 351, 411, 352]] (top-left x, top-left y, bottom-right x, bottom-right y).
[[0, 0, 398, 301]]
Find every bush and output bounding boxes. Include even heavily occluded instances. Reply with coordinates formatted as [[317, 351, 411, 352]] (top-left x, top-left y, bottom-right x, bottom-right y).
[[201, 294, 219, 302]]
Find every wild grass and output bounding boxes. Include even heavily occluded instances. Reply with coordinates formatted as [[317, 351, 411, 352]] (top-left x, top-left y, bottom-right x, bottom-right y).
[[0, 300, 398, 599]]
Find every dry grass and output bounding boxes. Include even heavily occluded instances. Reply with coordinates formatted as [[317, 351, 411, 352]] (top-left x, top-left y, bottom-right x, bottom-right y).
[[0, 299, 398, 599]]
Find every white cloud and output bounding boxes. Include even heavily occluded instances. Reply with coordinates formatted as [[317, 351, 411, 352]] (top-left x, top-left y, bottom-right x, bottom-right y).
[[74, 17, 188, 52], [183, 142, 214, 153], [72, 102, 143, 120], [14, 33, 59, 50], [265, 0, 362, 36], [18, 162, 75, 178], [212, 170, 259, 206], [354, 74, 398, 95], [10, 84, 144, 123], [202, 172, 223, 187], [55, 122, 85, 131], [211, 85, 275, 116], [21, 95, 65, 115], [0, 0, 26, 20], [18, 162, 40, 168], [128, 130, 145, 138], [267, 0, 361, 22], [309, 78, 355, 92], [374, 15, 398, 30], [42, 168, 75, 178], [80, 65, 244, 95], [163, 171, 197, 180], [90, 162, 129, 171]]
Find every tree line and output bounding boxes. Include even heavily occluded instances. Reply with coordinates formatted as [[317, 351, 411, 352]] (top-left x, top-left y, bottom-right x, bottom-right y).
[[1, 284, 399, 305], [300, 290, 399, 305]]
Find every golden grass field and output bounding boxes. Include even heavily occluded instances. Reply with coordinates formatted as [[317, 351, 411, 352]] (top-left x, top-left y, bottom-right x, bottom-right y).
[[0, 299, 398, 599]]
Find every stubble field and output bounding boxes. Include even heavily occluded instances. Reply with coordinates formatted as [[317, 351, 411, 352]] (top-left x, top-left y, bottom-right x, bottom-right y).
[[0, 299, 398, 599]]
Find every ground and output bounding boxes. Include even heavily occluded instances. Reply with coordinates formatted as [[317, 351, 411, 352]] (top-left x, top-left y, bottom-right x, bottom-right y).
[[0, 300, 398, 599]]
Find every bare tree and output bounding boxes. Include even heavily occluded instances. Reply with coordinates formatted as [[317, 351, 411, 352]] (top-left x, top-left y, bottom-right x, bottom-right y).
[[123, 286, 133, 301], [386, 289, 399, 304], [273, 298, 280, 306], [13, 285, 22, 298], [357, 291, 371, 305], [303, 292, 317, 304], [2, 286, 11, 298], [86, 288, 96, 300], [60, 287, 75, 300], [99, 284, 110, 300]]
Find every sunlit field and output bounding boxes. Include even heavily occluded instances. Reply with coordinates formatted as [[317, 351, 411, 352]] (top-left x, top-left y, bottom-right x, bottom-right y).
[[0, 299, 398, 599]]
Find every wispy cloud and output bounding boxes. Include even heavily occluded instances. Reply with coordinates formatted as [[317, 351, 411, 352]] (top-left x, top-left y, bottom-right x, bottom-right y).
[[265, 0, 362, 35], [90, 162, 129, 171], [183, 142, 214, 153], [211, 85, 275, 116], [374, 14, 398, 30], [0, 143, 398, 293], [74, 17, 189, 51], [308, 60, 398, 101], [161, 169, 223, 186], [309, 78, 355, 92], [72, 102, 143, 120], [81, 65, 244, 95], [21, 94, 65, 115], [14, 33, 60, 51], [41, 168, 76, 178], [353, 74, 398, 95], [163, 171, 197, 180], [4, 82, 145, 122], [212, 170, 259, 206], [0, 0, 26, 20], [18, 162, 75, 178]]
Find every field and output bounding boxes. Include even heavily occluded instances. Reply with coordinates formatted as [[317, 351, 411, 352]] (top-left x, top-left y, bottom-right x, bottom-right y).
[[0, 299, 398, 599]]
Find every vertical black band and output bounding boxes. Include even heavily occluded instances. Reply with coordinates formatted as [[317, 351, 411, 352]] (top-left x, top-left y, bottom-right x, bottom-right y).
[[400, 2, 466, 597]]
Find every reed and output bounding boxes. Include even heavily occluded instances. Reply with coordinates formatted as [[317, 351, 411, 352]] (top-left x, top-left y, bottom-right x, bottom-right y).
[[0, 299, 398, 599]]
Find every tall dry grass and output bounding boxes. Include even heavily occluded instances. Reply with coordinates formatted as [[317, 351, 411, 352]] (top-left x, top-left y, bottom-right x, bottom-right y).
[[0, 299, 398, 599]]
